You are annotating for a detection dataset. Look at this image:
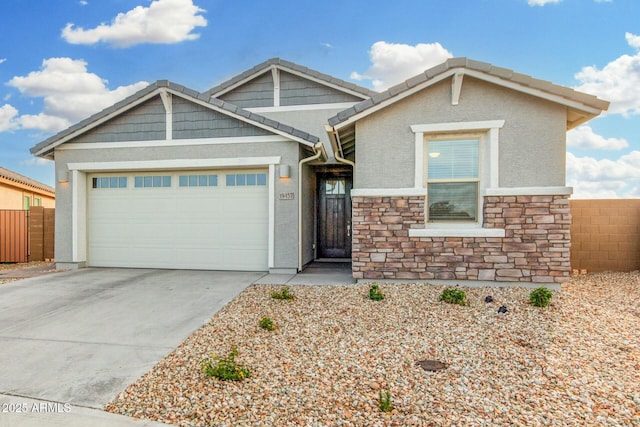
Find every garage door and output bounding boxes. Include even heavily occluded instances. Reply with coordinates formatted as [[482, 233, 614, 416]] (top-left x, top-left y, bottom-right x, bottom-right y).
[[87, 170, 268, 271]]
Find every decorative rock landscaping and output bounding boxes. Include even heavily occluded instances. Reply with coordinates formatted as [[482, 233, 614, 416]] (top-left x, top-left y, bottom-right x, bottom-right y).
[[106, 272, 639, 426]]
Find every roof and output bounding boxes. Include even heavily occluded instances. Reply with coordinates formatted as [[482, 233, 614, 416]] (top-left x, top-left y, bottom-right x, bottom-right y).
[[328, 57, 610, 129], [0, 166, 55, 195], [204, 57, 377, 99], [30, 80, 321, 159]]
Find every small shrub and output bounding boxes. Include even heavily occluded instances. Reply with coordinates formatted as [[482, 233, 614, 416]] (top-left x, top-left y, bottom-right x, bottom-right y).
[[369, 283, 384, 301], [259, 316, 276, 331], [270, 285, 295, 301], [379, 390, 394, 412], [439, 287, 467, 306], [530, 287, 553, 307], [201, 346, 251, 381]]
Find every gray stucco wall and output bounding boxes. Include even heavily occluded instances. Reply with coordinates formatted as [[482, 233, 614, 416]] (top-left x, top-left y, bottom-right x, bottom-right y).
[[261, 106, 355, 161], [355, 77, 567, 189], [54, 140, 302, 271]]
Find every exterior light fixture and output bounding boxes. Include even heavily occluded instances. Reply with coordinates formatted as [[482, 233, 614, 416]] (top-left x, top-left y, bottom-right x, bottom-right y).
[[280, 164, 291, 179], [57, 170, 70, 184]]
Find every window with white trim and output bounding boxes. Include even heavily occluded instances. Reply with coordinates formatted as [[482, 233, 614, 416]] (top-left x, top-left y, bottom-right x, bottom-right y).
[[426, 137, 479, 222]]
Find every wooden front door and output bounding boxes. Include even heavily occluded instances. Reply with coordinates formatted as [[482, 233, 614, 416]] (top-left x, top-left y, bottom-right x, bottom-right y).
[[318, 174, 352, 258]]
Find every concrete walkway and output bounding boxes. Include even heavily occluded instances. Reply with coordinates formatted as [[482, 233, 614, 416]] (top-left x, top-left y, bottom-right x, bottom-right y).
[[0, 394, 171, 427], [255, 261, 355, 285], [0, 263, 355, 426]]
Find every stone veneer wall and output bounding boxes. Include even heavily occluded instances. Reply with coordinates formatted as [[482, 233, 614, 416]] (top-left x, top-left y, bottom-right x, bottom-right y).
[[351, 195, 571, 283]]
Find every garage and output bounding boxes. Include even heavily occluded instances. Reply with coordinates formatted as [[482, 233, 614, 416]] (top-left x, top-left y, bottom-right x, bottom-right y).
[[87, 169, 269, 271]]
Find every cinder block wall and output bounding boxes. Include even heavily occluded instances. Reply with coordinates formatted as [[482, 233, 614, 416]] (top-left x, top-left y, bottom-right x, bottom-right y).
[[570, 199, 640, 272], [352, 194, 571, 284]]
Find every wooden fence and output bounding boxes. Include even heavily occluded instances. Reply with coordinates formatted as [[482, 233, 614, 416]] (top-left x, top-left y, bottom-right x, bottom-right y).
[[0, 210, 29, 263], [0, 207, 54, 263], [570, 199, 640, 273]]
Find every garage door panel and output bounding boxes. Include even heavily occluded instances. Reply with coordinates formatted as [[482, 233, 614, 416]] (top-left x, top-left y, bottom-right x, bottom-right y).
[[88, 170, 269, 271]]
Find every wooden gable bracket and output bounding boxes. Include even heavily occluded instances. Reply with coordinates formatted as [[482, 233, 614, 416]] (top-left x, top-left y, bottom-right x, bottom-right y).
[[160, 89, 173, 141], [271, 65, 280, 107], [451, 71, 464, 106]]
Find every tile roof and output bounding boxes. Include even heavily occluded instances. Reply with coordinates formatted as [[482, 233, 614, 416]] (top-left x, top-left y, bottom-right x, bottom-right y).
[[0, 166, 54, 194], [328, 57, 610, 127], [31, 80, 320, 157], [203, 57, 378, 99]]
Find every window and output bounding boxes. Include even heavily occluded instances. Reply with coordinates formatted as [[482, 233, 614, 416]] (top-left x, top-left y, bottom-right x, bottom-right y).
[[134, 175, 171, 188], [23, 196, 30, 210], [426, 138, 479, 222], [92, 177, 128, 189], [325, 179, 346, 195], [34, 198, 41, 207], [226, 173, 267, 187], [179, 175, 218, 187]]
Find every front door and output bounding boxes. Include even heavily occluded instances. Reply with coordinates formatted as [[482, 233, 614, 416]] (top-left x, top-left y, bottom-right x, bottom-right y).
[[318, 174, 352, 258]]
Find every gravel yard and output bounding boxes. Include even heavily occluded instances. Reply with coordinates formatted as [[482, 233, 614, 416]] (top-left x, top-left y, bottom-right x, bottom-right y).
[[106, 272, 640, 426]]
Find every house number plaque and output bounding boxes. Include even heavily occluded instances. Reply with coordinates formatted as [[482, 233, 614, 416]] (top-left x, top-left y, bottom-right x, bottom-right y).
[[279, 192, 295, 200]]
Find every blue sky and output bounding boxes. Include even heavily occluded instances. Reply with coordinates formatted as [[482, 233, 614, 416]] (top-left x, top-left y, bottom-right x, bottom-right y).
[[1, 0, 638, 198]]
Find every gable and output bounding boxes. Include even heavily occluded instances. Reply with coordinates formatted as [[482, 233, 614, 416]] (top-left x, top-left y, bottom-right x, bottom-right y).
[[329, 57, 609, 131], [31, 80, 322, 159], [73, 96, 166, 143], [206, 59, 375, 111], [172, 96, 273, 139], [279, 71, 365, 106], [218, 69, 368, 109], [219, 72, 274, 109]]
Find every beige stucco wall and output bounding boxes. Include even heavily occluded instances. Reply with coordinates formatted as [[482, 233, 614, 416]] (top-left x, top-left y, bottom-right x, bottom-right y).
[[354, 77, 567, 189], [54, 140, 304, 271], [0, 182, 55, 210]]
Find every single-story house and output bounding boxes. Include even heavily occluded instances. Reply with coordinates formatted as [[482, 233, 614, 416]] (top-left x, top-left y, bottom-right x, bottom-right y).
[[0, 166, 55, 210], [30, 58, 608, 284]]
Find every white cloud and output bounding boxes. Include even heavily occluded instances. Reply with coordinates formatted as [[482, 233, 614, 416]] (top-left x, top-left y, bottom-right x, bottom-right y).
[[626, 32, 640, 49], [528, 0, 562, 6], [0, 58, 6, 65], [62, 0, 207, 48], [351, 41, 453, 90], [567, 126, 628, 150], [16, 114, 73, 134], [7, 57, 148, 133], [574, 33, 640, 116], [567, 151, 640, 198], [0, 104, 19, 132], [22, 157, 53, 166]]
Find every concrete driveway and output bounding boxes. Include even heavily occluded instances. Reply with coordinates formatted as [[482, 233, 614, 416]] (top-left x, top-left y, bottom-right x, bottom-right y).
[[0, 268, 262, 409]]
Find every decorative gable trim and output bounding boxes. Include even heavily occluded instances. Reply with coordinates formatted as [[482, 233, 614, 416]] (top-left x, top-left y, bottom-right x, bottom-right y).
[[329, 58, 609, 131], [31, 81, 321, 159], [205, 58, 375, 101]]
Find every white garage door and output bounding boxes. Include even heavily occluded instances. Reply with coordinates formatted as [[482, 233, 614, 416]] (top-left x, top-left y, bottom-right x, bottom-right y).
[[87, 170, 268, 271]]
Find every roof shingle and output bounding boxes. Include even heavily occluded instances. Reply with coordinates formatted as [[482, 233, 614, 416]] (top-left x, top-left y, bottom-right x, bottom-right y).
[[0, 167, 54, 194]]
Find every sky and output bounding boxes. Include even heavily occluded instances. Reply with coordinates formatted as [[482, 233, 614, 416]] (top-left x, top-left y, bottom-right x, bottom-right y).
[[0, 0, 638, 198]]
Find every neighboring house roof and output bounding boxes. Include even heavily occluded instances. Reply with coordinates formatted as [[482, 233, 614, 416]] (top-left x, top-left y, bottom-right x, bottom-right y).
[[328, 57, 610, 130], [0, 166, 55, 195], [30, 80, 323, 159], [204, 57, 377, 100]]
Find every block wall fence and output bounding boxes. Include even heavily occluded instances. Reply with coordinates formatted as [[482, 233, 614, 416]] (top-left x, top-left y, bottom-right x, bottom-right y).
[[570, 199, 640, 273], [352, 194, 571, 284]]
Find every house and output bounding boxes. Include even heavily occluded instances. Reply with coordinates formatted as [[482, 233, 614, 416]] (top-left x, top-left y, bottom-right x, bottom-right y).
[[0, 166, 55, 210], [30, 58, 608, 284]]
